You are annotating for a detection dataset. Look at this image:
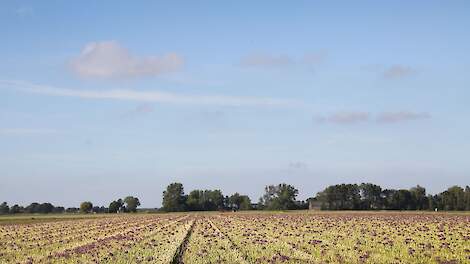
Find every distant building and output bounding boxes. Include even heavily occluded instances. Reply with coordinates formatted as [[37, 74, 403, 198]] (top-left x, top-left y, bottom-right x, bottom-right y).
[[308, 198, 321, 210]]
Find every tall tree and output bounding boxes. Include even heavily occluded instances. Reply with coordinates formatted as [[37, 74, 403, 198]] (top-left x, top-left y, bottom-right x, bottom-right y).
[[162, 183, 187, 212], [465, 186, 470, 211], [124, 196, 141, 212], [79, 201, 93, 213], [0, 202, 9, 214], [109, 199, 124, 213], [410, 185, 427, 210], [260, 183, 298, 210], [359, 183, 383, 209]]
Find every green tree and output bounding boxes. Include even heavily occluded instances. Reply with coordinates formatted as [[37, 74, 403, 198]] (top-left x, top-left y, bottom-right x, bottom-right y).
[[465, 186, 470, 211], [162, 183, 187, 212], [316, 184, 361, 210], [0, 202, 9, 214], [239, 195, 252, 210], [79, 201, 93, 213], [108, 199, 124, 213], [442, 186, 465, 210], [410, 185, 427, 210], [359, 183, 383, 209], [124, 196, 141, 212], [260, 183, 298, 210], [229, 193, 242, 210], [38, 203, 54, 214], [9, 204, 22, 214]]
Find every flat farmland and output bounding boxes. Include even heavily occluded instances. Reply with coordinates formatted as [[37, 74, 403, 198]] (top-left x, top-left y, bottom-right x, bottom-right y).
[[0, 212, 469, 264]]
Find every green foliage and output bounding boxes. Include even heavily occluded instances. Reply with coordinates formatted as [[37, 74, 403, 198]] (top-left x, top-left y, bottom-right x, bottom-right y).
[[316, 183, 470, 211], [124, 196, 141, 212], [260, 183, 299, 210], [228, 193, 252, 210], [162, 183, 187, 212], [186, 189, 225, 211], [79, 201, 93, 213], [0, 202, 9, 214], [108, 199, 124, 213]]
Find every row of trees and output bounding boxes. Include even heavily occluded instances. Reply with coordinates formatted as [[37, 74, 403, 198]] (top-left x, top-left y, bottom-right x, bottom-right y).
[[314, 184, 470, 211], [2, 183, 469, 214], [0, 202, 66, 214], [0, 196, 141, 215], [78, 196, 141, 213], [162, 183, 252, 212]]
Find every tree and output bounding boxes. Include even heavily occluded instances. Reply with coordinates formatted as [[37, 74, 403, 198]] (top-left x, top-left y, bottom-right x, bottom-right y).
[[0, 202, 9, 214], [65, 207, 79, 213], [359, 183, 383, 209], [465, 186, 470, 211], [229, 193, 252, 210], [38, 203, 54, 214], [441, 186, 465, 210], [162, 183, 187, 212], [80, 201, 93, 213], [410, 185, 427, 210], [124, 196, 141, 212], [229, 193, 242, 210], [109, 199, 124, 213], [316, 184, 361, 210], [9, 204, 22, 214], [185, 190, 224, 211], [239, 195, 252, 210], [25, 202, 40, 213], [186, 190, 203, 211], [260, 183, 299, 210]]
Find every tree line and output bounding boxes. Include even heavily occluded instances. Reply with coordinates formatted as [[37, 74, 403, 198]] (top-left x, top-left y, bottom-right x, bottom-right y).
[[161, 182, 470, 212], [0, 196, 141, 215], [314, 183, 470, 211], [161, 183, 252, 212], [1, 183, 469, 214]]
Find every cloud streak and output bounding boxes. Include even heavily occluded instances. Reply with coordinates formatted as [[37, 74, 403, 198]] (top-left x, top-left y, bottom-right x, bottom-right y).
[[239, 52, 326, 68], [382, 65, 415, 79], [69, 41, 184, 79], [315, 111, 431, 125], [315, 112, 370, 124], [0, 128, 58, 135], [0, 80, 300, 107], [376, 112, 430, 123]]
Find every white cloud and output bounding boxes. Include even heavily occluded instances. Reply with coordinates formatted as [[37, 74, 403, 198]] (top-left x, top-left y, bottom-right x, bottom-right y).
[[0, 128, 58, 135], [239, 52, 326, 68], [69, 41, 184, 79], [288, 161, 308, 169], [240, 54, 293, 68], [383, 65, 415, 79], [376, 112, 430, 123], [315, 111, 431, 125], [16, 6, 33, 17], [0, 80, 300, 107], [315, 111, 370, 124]]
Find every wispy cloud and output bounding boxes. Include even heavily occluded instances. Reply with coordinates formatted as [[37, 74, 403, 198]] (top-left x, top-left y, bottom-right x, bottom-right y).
[[315, 111, 370, 124], [16, 6, 34, 17], [0, 128, 58, 135], [239, 52, 326, 68], [315, 111, 431, 125], [0, 80, 300, 107], [240, 54, 293, 68], [376, 112, 430, 123], [382, 65, 416, 79], [69, 41, 184, 79], [288, 161, 308, 170]]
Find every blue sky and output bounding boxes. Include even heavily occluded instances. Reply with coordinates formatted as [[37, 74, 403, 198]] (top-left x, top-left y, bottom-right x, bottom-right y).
[[1, 1, 469, 207]]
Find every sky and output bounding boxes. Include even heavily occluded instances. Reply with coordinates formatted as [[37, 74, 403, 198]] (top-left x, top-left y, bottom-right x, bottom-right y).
[[1, 1, 469, 208]]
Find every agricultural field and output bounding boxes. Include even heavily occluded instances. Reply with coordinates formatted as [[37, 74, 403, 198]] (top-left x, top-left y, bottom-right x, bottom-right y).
[[0, 212, 469, 264]]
